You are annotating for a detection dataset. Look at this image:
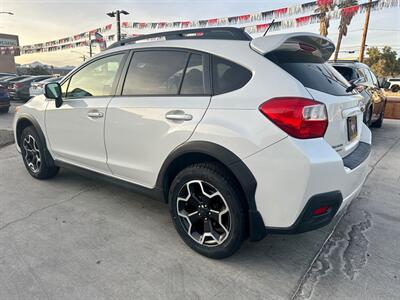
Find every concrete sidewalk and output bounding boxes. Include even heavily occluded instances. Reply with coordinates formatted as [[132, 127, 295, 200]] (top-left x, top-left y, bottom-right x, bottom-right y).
[[0, 120, 399, 300]]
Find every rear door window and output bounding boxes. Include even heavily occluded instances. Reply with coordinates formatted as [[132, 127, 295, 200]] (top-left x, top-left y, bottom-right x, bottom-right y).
[[267, 52, 352, 96], [122, 50, 189, 95], [212, 56, 252, 95], [180, 53, 210, 95]]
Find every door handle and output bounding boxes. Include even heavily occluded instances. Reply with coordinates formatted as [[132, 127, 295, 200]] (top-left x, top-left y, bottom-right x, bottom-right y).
[[87, 111, 104, 118], [165, 111, 193, 121]]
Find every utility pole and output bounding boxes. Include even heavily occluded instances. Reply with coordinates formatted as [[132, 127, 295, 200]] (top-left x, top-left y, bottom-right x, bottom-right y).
[[89, 32, 93, 57], [107, 10, 129, 42], [116, 11, 121, 42], [359, 0, 372, 62]]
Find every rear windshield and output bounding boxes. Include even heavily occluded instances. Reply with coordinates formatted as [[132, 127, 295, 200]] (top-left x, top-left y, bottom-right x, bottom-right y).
[[266, 51, 352, 96]]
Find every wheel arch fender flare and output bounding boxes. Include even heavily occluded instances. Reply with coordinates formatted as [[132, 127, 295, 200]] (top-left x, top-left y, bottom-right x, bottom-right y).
[[156, 141, 267, 241], [16, 115, 55, 167]]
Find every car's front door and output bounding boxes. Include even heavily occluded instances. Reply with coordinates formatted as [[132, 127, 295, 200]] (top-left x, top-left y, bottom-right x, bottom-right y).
[[105, 49, 211, 187], [363, 68, 386, 120], [45, 52, 127, 173]]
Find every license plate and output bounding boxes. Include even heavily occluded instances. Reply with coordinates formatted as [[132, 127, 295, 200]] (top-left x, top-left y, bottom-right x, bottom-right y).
[[347, 116, 358, 141]]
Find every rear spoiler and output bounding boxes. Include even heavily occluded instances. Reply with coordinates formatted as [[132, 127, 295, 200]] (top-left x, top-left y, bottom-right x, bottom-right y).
[[250, 32, 335, 62]]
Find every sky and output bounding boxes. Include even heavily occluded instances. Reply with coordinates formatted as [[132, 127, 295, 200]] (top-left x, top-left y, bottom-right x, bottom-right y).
[[0, 0, 399, 67]]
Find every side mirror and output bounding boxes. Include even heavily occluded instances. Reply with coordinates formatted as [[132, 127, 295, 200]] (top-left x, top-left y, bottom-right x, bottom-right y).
[[44, 82, 63, 108], [381, 81, 391, 89]]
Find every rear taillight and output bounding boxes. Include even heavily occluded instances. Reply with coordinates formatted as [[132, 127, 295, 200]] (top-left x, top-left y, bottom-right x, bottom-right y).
[[14, 83, 23, 89], [259, 97, 328, 139]]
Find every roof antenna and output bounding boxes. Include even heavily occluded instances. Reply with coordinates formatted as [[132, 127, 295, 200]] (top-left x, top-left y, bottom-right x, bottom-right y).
[[263, 19, 275, 37]]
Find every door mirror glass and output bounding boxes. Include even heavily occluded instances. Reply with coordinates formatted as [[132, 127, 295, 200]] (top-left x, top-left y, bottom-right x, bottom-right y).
[[381, 81, 391, 89], [45, 82, 63, 108]]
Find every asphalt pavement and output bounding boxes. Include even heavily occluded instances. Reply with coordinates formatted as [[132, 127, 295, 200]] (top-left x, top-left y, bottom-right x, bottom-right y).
[[0, 104, 399, 300]]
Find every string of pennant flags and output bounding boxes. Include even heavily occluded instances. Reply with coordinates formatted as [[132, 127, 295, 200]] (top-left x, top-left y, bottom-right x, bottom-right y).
[[4, 0, 399, 55]]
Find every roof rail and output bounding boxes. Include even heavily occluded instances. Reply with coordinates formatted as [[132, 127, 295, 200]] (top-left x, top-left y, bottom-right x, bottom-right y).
[[108, 27, 252, 49], [329, 59, 360, 63]]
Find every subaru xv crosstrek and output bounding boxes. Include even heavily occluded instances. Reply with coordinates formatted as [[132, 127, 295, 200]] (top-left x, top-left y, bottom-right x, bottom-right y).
[[13, 28, 371, 258]]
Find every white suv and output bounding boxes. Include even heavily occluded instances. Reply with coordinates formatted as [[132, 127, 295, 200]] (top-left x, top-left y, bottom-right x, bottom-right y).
[[13, 28, 371, 258]]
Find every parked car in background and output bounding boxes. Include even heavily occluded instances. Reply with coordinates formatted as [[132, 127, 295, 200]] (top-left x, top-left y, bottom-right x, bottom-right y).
[[9, 75, 52, 101], [14, 29, 372, 258], [331, 61, 387, 128], [0, 73, 16, 79], [0, 84, 10, 113], [29, 76, 63, 97], [388, 78, 400, 92], [0, 75, 31, 90]]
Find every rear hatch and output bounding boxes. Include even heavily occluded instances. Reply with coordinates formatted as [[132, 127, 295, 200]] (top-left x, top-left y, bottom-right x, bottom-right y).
[[251, 33, 364, 157]]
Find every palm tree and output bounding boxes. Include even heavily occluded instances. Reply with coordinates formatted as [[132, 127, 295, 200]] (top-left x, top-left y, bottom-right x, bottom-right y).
[[316, 0, 334, 37], [333, 0, 359, 61]]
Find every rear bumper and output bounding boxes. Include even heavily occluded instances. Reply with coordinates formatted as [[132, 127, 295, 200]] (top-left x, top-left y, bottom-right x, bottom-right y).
[[243, 123, 371, 231]]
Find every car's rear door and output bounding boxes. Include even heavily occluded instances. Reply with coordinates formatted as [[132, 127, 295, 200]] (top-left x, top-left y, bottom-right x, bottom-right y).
[[45, 52, 127, 173], [105, 49, 211, 187]]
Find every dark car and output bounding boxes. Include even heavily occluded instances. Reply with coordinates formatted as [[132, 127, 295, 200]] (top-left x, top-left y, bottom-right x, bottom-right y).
[[331, 61, 388, 128], [0, 84, 10, 113], [0, 75, 31, 90], [0, 73, 16, 79], [9, 75, 53, 101]]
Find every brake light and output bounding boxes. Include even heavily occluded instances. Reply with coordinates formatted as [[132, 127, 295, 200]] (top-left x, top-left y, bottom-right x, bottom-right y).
[[259, 97, 328, 139], [14, 83, 23, 89]]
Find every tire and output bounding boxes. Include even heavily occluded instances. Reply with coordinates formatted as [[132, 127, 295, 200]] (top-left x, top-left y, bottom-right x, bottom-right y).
[[371, 103, 386, 128], [364, 107, 372, 127], [391, 84, 400, 93], [169, 162, 247, 259], [0, 107, 9, 114], [20, 126, 59, 179]]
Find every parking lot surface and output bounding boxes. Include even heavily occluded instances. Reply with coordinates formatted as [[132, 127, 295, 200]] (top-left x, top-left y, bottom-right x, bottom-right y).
[[0, 108, 399, 299]]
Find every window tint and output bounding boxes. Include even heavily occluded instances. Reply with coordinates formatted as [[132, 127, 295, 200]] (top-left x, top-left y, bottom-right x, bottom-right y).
[[267, 52, 352, 96], [212, 56, 252, 95], [123, 50, 189, 95], [66, 54, 124, 98], [180, 54, 207, 95], [333, 66, 357, 82], [362, 68, 374, 85], [368, 70, 379, 86], [355, 68, 368, 83]]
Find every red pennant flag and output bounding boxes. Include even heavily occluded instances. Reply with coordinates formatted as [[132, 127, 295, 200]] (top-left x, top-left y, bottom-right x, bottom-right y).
[[342, 5, 360, 17], [274, 8, 288, 15], [181, 21, 190, 28], [296, 16, 311, 26], [317, 0, 333, 5], [239, 14, 251, 22], [256, 23, 269, 32], [208, 18, 218, 25]]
